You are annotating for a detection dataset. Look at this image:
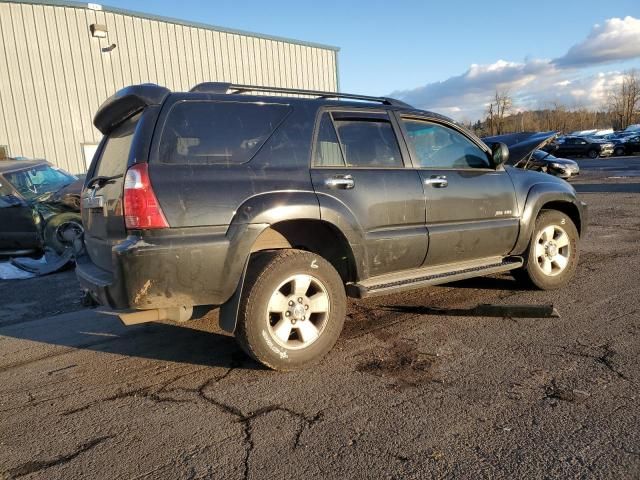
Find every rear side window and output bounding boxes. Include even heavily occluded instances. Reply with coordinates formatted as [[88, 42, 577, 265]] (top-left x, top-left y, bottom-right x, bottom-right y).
[[95, 113, 140, 178], [336, 119, 402, 168], [159, 101, 290, 165]]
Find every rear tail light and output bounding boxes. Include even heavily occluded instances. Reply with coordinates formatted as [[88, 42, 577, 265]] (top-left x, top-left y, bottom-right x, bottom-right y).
[[123, 163, 169, 229]]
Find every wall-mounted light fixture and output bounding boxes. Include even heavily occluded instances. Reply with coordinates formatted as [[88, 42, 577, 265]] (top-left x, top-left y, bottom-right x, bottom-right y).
[[90, 24, 108, 38]]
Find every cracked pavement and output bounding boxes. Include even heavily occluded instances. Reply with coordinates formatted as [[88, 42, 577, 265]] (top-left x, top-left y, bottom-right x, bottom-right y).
[[0, 158, 639, 479]]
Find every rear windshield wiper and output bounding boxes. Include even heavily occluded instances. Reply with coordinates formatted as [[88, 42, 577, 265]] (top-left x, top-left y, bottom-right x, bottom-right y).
[[86, 174, 123, 189]]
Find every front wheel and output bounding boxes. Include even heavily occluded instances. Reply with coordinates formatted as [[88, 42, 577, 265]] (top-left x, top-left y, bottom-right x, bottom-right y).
[[235, 249, 346, 371], [614, 147, 625, 157], [43, 213, 84, 254], [513, 210, 579, 290], [587, 149, 599, 159]]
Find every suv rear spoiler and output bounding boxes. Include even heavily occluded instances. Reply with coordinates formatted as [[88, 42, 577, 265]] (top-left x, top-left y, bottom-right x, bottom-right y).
[[94, 84, 170, 134]]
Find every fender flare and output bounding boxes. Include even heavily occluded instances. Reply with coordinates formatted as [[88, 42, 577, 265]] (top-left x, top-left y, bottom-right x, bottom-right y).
[[219, 190, 366, 332], [511, 182, 586, 255]]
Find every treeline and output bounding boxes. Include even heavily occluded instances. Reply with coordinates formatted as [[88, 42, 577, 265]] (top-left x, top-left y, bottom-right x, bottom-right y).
[[467, 108, 621, 137], [466, 69, 640, 137]]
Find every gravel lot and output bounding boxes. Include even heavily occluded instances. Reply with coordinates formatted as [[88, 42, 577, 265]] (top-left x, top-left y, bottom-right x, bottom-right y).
[[1, 158, 639, 479]]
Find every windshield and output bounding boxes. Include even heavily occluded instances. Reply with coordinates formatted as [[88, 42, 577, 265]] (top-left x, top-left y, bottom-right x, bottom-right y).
[[4, 164, 77, 200]]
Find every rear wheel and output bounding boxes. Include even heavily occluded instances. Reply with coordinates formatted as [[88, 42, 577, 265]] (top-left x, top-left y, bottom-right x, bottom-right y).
[[235, 249, 346, 371], [587, 149, 599, 159], [513, 210, 579, 290], [614, 147, 625, 157]]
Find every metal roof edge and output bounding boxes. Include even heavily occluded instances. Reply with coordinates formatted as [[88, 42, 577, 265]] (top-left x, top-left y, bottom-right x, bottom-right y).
[[0, 0, 341, 51]]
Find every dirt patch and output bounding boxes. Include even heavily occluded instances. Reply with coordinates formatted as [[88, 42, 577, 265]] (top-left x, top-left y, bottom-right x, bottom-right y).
[[356, 340, 440, 390]]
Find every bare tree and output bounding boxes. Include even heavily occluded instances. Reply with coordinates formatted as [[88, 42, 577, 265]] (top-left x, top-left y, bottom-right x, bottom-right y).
[[608, 69, 640, 129], [485, 89, 513, 135]]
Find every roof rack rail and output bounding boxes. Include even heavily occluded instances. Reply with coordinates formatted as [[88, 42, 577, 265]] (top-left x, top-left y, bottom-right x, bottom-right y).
[[189, 82, 412, 108]]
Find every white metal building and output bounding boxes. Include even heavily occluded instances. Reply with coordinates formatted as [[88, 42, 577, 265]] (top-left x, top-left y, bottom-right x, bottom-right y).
[[0, 0, 340, 173]]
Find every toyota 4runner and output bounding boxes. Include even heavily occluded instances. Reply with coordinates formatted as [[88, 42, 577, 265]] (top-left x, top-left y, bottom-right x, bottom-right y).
[[77, 83, 587, 370]]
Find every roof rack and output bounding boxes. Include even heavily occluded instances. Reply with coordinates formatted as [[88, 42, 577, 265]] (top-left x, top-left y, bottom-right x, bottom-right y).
[[189, 82, 412, 108]]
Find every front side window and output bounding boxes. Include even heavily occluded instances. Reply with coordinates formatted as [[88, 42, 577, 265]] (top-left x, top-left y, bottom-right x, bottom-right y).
[[159, 101, 290, 165], [402, 119, 490, 169]]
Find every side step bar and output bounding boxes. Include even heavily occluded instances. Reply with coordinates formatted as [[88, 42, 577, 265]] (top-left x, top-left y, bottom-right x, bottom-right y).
[[346, 257, 523, 299]]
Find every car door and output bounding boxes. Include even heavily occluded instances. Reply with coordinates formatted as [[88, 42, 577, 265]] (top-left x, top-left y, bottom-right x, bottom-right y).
[[397, 115, 519, 266], [559, 138, 576, 156], [310, 109, 427, 278], [0, 175, 40, 251], [628, 136, 640, 154]]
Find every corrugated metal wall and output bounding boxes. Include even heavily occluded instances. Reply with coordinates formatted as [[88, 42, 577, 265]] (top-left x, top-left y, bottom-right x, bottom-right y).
[[0, 1, 339, 173]]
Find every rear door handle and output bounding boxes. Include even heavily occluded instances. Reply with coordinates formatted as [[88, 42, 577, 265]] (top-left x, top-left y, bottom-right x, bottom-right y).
[[424, 175, 448, 188], [324, 175, 355, 190]]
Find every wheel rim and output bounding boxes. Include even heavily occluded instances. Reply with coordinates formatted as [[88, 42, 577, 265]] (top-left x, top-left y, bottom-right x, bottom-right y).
[[534, 224, 571, 277], [266, 274, 330, 350], [55, 221, 84, 243]]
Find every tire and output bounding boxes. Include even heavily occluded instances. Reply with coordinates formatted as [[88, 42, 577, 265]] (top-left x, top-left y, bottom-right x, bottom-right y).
[[512, 210, 579, 290], [43, 213, 83, 254], [235, 249, 346, 371], [587, 149, 599, 159], [614, 147, 625, 157]]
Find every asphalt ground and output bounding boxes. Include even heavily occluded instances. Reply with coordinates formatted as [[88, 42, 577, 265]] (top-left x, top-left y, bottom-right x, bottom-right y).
[[0, 157, 638, 479]]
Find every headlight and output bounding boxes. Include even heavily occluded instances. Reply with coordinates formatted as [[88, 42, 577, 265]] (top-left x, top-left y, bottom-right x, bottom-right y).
[[550, 162, 564, 169]]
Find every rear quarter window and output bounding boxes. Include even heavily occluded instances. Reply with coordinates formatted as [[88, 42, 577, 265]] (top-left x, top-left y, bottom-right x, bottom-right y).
[[158, 101, 290, 165]]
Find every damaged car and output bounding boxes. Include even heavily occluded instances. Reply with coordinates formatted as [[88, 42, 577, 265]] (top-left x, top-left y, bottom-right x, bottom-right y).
[[482, 132, 578, 179], [0, 159, 83, 255]]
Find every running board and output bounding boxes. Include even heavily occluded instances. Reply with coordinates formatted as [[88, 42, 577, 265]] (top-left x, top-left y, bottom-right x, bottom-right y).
[[346, 257, 523, 299]]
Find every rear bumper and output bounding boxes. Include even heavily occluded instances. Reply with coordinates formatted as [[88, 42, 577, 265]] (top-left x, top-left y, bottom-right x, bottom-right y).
[[77, 225, 263, 310]]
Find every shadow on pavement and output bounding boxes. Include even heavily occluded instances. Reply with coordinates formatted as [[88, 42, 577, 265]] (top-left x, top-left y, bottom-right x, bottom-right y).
[[0, 308, 263, 370], [380, 303, 559, 318], [574, 183, 640, 193]]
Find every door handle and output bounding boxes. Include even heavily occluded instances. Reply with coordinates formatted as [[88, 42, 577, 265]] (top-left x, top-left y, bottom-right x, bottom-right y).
[[324, 175, 355, 190], [424, 175, 448, 188]]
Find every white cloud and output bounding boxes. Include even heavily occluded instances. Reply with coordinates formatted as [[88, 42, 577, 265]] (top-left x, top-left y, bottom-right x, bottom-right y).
[[554, 16, 640, 67], [390, 16, 640, 121]]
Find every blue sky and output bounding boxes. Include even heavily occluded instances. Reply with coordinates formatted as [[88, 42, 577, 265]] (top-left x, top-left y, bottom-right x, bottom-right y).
[[104, 0, 640, 120]]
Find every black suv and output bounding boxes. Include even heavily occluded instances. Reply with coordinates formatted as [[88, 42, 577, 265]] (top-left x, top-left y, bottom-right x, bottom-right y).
[[548, 136, 614, 158], [78, 83, 587, 370]]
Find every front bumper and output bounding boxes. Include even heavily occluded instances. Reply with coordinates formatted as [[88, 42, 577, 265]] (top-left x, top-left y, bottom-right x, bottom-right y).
[[600, 146, 614, 157], [77, 226, 260, 310]]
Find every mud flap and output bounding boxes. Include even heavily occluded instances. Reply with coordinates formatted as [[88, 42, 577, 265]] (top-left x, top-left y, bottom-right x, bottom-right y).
[[219, 257, 250, 333]]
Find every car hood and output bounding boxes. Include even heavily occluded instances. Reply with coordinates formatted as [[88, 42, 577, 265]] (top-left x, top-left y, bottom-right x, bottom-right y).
[[482, 131, 558, 166], [32, 177, 82, 213]]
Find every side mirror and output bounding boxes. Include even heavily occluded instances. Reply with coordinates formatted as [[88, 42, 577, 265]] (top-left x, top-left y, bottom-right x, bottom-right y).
[[491, 142, 509, 167]]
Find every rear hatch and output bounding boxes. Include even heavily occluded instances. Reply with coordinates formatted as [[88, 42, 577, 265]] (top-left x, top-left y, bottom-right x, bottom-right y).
[[82, 84, 170, 272], [82, 114, 139, 271]]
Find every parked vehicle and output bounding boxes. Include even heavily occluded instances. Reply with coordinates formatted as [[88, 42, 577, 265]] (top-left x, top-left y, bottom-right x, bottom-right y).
[[613, 135, 640, 156], [77, 83, 587, 370], [545, 136, 614, 158], [0, 159, 83, 255], [527, 150, 579, 179]]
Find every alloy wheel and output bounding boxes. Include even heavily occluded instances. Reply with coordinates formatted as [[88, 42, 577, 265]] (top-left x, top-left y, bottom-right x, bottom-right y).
[[266, 274, 330, 349]]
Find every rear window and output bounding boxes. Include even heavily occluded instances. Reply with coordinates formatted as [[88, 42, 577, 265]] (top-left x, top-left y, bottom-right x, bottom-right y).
[[158, 101, 290, 165], [95, 113, 140, 178]]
